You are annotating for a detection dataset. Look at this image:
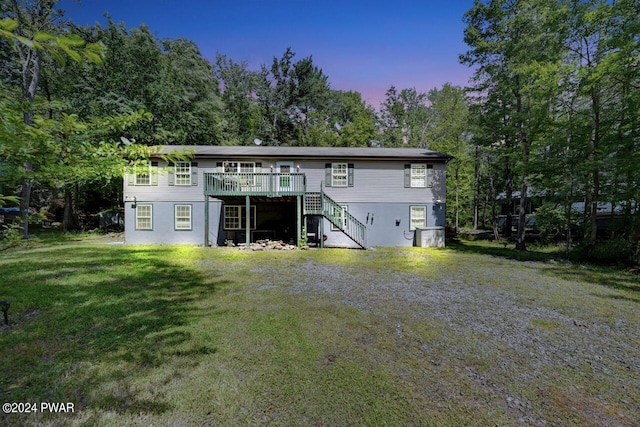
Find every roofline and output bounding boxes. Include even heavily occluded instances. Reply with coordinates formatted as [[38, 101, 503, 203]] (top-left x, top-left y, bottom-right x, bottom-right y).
[[154, 145, 453, 161]]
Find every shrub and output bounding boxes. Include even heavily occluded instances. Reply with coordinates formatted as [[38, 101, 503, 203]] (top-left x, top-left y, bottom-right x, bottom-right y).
[[571, 237, 636, 266], [534, 203, 566, 241], [0, 223, 23, 250]]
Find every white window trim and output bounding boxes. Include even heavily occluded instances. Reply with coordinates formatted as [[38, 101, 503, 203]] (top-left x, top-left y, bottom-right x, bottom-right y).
[[136, 204, 153, 230], [134, 163, 152, 186], [224, 205, 256, 230], [174, 204, 192, 230], [410, 205, 427, 230], [410, 164, 427, 188], [332, 163, 348, 187], [223, 161, 255, 173], [331, 205, 348, 231], [175, 161, 192, 186]]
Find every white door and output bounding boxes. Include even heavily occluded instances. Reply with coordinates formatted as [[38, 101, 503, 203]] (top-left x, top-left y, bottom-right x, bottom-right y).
[[276, 161, 295, 192]]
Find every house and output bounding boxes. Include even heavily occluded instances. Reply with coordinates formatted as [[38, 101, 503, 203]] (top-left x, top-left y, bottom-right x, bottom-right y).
[[123, 146, 452, 248]]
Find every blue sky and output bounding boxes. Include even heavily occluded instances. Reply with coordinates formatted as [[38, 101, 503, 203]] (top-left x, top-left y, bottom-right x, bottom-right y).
[[59, 0, 475, 107]]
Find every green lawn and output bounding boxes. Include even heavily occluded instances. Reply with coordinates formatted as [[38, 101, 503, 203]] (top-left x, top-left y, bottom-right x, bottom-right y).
[[1, 237, 638, 426]]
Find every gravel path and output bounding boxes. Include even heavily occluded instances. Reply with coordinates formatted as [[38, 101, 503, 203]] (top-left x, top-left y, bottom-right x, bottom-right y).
[[244, 253, 640, 426]]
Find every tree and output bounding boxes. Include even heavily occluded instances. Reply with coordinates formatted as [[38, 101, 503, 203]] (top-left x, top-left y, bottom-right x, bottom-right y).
[[63, 20, 224, 145], [461, 0, 565, 250], [214, 54, 266, 145], [426, 84, 472, 231], [378, 86, 405, 147], [2, 0, 104, 237]]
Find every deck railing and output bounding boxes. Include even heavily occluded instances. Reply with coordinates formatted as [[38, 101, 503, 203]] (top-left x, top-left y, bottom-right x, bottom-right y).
[[204, 172, 306, 197]]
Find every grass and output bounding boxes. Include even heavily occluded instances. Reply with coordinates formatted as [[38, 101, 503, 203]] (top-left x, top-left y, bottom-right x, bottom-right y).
[[1, 235, 639, 426]]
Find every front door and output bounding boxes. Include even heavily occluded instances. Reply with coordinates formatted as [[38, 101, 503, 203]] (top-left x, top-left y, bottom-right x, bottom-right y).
[[276, 161, 295, 192]]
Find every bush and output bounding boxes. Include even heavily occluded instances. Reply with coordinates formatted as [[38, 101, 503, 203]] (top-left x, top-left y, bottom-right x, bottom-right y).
[[0, 223, 23, 250], [571, 237, 636, 266], [534, 203, 566, 241]]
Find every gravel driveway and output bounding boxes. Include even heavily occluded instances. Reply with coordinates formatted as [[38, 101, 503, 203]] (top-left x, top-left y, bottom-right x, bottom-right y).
[[244, 249, 640, 426]]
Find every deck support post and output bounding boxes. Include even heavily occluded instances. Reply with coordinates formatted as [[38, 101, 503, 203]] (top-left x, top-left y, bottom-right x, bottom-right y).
[[204, 195, 209, 247], [320, 180, 324, 248], [245, 195, 250, 248], [296, 195, 301, 247]]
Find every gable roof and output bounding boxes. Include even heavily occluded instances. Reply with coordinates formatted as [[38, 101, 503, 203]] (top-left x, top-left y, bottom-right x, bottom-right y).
[[155, 145, 453, 161]]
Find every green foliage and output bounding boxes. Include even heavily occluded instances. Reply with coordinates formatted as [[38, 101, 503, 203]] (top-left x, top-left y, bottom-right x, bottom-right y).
[[0, 223, 23, 250], [571, 237, 637, 266], [534, 203, 566, 241], [0, 195, 19, 206]]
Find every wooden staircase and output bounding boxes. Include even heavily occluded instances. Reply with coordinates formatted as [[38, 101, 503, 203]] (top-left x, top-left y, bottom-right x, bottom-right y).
[[304, 192, 367, 249]]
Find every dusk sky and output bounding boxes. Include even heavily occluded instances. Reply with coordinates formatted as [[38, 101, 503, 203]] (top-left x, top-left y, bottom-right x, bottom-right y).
[[59, 0, 475, 107]]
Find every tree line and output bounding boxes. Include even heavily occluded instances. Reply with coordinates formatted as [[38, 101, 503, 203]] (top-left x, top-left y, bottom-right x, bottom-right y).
[[1, 0, 638, 263], [462, 0, 639, 261]]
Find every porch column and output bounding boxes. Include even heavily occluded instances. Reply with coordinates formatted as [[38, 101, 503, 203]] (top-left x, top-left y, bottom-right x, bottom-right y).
[[245, 195, 250, 248], [204, 195, 209, 247], [320, 180, 324, 248], [296, 195, 301, 247]]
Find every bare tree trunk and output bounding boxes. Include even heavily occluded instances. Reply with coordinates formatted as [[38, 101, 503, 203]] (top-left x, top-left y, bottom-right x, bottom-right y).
[[62, 185, 78, 231], [515, 181, 528, 251], [490, 176, 500, 241], [473, 146, 480, 230], [19, 176, 32, 239], [588, 86, 601, 255], [504, 158, 513, 238], [455, 164, 460, 232]]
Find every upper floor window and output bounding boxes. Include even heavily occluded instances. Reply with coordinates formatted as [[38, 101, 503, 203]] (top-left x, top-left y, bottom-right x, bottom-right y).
[[130, 161, 158, 186], [405, 164, 433, 188], [332, 163, 348, 187], [175, 162, 191, 185], [220, 161, 256, 173], [325, 163, 354, 187], [169, 161, 198, 186]]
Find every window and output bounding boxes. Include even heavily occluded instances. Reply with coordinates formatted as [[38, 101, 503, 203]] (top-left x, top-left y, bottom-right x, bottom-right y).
[[224, 205, 256, 230], [222, 161, 255, 173], [331, 205, 348, 231], [405, 164, 433, 188], [325, 163, 354, 187], [332, 163, 348, 187], [410, 206, 426, 230], [175, 162, 191, 185], [130, 161, 158, 186], [219, 161, 259, 187], [135, 162, 151, 185], [169, 161, 198, 186], [175, 204, 192, 230], [411, 164, 427, 187], [136, 204, 153, 230]]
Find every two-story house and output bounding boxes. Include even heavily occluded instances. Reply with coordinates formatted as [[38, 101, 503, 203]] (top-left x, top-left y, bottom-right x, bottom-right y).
[[123, 146, 452, 248]]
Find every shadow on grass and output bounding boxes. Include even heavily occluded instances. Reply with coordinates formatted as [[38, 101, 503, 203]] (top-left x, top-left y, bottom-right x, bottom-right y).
[[0, 244, 228, 424], [543, 265, 640, 299], [446, 239, 562, 262], [447, 239, 639, 301]]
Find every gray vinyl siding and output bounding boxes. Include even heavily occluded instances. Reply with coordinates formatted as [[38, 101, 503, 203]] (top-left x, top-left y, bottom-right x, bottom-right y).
[[321, 202, 445, 248], [302, 160, 446, 204], [124, 158, 446, 204], [124, 155, 448, 247], [124, 200, 222, 245]]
